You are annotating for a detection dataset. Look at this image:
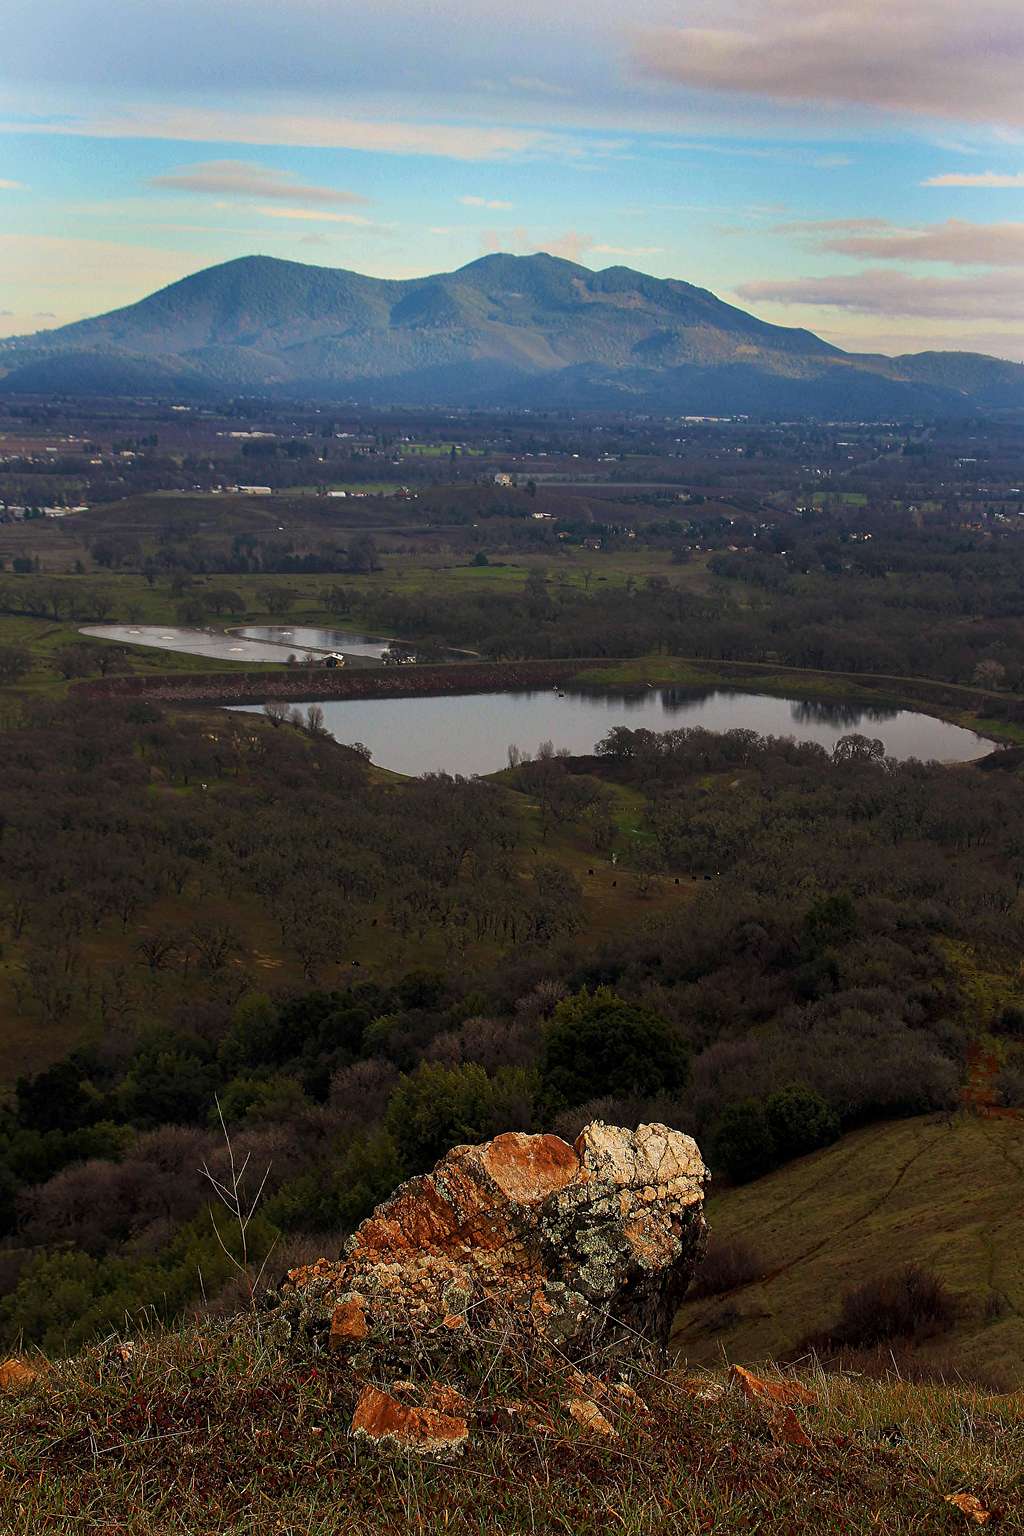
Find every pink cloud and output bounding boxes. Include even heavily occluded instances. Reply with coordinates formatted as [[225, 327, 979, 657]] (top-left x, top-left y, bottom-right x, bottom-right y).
[[634, 1, 1024, 128], [737, 267, 1024, 318], [780, 217, 1024, 266]]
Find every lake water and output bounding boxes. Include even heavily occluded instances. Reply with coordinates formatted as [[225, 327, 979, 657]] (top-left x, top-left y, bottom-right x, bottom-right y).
[[235, 624, 394, 659], [232, 687, 989, 776], [80, 622, 397, 664]]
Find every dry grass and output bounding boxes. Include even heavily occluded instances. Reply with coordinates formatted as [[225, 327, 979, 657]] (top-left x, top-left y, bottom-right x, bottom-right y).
[[0, 1318, 1021, 1534]]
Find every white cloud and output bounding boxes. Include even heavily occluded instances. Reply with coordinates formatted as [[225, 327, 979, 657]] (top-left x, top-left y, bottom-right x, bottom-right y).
[[507, 75, 572, 98], [253, 206, 376, 226], [657, 139, 852, 169], [923, 170, 1024, 187], [149, 159, 368, 204], [459, 195, 513, 209], [634, 0, 1024, 129], [3, 108, 582, 162], [737, 267, 1024, 319], [591, 243, 664, 257], [480, 226, 594, 262], [0, 178, 26, 190]]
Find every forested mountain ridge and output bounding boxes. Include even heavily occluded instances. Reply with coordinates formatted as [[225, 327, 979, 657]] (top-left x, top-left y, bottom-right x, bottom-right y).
[[3, 252, 1024, 414]]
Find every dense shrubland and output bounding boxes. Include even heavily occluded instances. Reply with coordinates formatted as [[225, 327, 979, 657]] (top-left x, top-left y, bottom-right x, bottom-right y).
[[1, 702, 1023, 1349], [327, 524, 1024, 693]]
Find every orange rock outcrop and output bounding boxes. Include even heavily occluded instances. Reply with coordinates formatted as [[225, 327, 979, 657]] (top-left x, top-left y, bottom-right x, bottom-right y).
[[274, 1121, 708, 1357]]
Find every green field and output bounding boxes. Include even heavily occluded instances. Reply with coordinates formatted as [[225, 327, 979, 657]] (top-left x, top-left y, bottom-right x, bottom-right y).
[[672, 1112, 1024, 1388]]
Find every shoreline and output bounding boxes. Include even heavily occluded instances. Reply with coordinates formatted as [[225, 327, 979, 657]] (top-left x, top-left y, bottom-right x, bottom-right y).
[[72, 653, 1013, 755]]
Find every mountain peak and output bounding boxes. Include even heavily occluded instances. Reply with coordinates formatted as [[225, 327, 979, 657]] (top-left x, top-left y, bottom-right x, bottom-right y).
[[2, 252, 1021, 415]]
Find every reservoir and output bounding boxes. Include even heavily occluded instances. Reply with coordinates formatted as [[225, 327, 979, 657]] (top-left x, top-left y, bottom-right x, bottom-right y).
[[80, 622, 398, 664], [230, 687, 989, 776]]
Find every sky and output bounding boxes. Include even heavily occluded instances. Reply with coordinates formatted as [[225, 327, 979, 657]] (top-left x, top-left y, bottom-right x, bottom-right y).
[[3, 0, 1024, 359]]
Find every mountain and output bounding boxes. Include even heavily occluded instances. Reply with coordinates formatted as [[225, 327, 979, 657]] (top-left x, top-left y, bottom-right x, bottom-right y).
[[3, 251, 1023, 415]]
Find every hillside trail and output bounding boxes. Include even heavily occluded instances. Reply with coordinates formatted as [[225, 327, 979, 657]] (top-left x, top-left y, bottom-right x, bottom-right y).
[[961, 1041, 1022, 1121]]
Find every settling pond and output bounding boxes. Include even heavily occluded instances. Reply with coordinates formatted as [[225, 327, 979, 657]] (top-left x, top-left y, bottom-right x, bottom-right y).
[[230, 688, 989, 777], [78, 624, 990, 775], [81, 622, 399, 664]]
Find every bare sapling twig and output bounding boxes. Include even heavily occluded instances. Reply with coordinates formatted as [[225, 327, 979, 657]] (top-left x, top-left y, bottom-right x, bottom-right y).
[[198, 1096, 276, 1307]]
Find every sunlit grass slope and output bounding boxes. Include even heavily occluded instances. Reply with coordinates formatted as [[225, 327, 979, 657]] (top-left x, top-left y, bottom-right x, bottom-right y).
[[673, 1112, 1024, 1388]]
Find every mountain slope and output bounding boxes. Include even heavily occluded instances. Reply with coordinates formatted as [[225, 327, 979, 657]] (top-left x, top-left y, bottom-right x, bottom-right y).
[[672, 1112, 1024, 1388], [3, 251, 1022, 415]]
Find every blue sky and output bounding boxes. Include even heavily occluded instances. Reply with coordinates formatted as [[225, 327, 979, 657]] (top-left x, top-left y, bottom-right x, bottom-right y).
[[3, 0, 1024, 358]]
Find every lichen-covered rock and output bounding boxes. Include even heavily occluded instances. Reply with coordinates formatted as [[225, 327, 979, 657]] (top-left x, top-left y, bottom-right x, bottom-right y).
[[351, 1384, 469, 1456], [273, 1121, 707, 1357]]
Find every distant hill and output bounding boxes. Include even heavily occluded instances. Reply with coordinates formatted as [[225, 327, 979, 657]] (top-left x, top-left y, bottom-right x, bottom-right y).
[[3, 251, 1024, 415], [672, 1112, 1024, 1388]]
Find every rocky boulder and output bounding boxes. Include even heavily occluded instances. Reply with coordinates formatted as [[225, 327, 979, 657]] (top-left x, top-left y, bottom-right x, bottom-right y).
[[273, 1121, 708, 1357]]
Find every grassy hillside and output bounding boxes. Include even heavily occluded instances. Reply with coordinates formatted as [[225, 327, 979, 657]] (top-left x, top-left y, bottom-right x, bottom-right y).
[[1, 1320, 1021, 1533], [673, 1113, 1024, 1388]]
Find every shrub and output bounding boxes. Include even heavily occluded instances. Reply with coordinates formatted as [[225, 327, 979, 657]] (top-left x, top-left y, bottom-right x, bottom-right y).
[[708, 1099, 777, 1183], [118, 1042, 218, 1127], [996, 1005, 1024, 1038], [816, 1263, 960, 1351], [217, 993, 281, 1075], [265, 1129, 404, 1234], [689, 1235, 764, 1298], [541, 986, 688, 1109], [764, 1084, 839, 1161], [802, 892, 859, 954], [384, 1062, 537, 1174], [994, 1062, 1024, 1108]]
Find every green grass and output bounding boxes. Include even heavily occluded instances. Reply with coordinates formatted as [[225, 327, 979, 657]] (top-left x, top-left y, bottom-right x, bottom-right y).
[[1, 1318, 1021, 1533], [672, 1113, 1024, 1389]]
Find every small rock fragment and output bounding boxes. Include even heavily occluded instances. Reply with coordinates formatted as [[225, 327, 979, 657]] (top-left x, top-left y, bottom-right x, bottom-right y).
[[944, 1492, 992, 1525], [568, 1397, 617, 1436], [351, 1384, 468, 1456], [329, 1298, 369, 1349], [424, 1382, 469, 1418], [0, 1358, 39, 1393], [612, 1381, 652, 1414], [730, 1364, 816, 1407], [773, 1405, 813, 1448]]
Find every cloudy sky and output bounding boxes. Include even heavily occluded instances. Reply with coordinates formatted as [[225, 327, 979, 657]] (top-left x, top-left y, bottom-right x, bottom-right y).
[[3, 0, 1024, 358]]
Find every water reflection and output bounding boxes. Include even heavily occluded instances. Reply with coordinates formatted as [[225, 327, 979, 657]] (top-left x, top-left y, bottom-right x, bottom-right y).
[[789, 698, 898, 729], [230, 686, 987, 777], [80, 622, 460, 666], [236, 625, 393, 659], [80, 624, 305, 663]]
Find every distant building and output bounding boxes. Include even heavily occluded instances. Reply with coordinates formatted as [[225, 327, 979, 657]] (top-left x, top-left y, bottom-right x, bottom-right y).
[[237, 485, 273, 496]]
